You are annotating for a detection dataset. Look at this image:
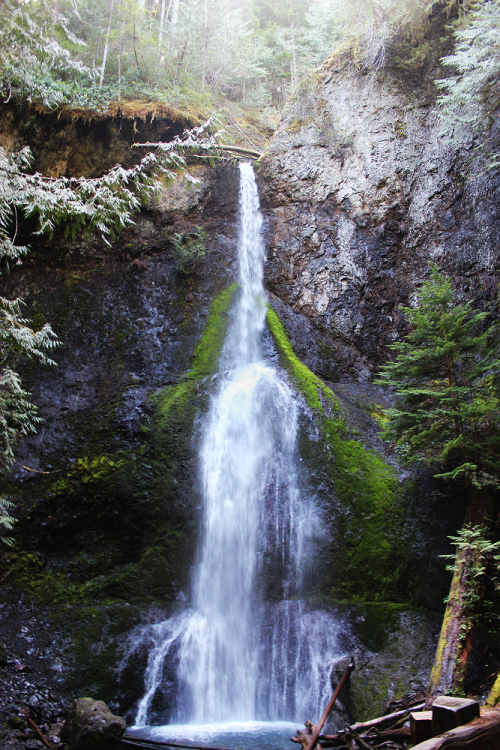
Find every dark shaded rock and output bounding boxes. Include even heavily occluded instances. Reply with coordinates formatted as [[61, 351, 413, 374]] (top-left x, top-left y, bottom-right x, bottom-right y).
[[61, 697, 126, 749], [0, 102, 196, 178], [0, 640, 8, 666]]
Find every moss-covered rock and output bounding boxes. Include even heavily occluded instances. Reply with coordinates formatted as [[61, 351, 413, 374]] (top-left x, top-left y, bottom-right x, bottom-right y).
[[267, 303, 409, 603], [347, 605, 440, 720]]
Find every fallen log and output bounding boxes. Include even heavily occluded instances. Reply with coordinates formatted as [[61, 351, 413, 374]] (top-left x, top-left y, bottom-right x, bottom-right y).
[[22, 706, 51, 749], [293, 719, 325, 750], [349, 703, 426, 732], [316, 727, 411, 747], [133, 142, 262, 159], [220, 144, 262, 158]]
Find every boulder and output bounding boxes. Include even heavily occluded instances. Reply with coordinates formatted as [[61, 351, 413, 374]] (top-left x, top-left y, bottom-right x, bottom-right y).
[[61, 697, 126, 749]]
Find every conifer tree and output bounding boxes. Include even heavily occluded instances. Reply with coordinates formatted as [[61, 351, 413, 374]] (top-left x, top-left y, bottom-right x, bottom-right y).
[[377, 267, 500, 492], [377, 267, 500, 696]]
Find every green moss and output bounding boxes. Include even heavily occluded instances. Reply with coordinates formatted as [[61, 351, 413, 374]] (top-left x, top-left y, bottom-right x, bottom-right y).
[[62, 602, 144, 705], [50, 455, 124, 497], [156, 283, 237, 423], [190, 284, 238, 378], [267, 303, 408, 603], [487, 673, 500, 707], [348, 607, 439, 720], [3, 531, 185, 605], [286, 118, 310, 133], [266, 305, 338, 412], [4, 551, 91, 604]]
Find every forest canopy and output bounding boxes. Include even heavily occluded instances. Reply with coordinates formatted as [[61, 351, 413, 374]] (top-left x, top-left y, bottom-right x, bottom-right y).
[[0, 0, 472, 112]]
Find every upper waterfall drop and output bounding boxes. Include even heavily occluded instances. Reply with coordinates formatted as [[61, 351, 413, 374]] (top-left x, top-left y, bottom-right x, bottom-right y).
[[130, 162, 344, 735]]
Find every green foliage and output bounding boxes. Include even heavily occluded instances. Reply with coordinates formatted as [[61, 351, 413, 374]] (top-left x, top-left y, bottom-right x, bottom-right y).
[[0, 496, 15, 546], [172, 228, 207, 274], [436, 0, 500, 148], [441, 524, 500, 646], [377, 267, 500, 492], [0, 0, 92, 108], [441, 524, 500, 579], [0, 296, 59, 544]]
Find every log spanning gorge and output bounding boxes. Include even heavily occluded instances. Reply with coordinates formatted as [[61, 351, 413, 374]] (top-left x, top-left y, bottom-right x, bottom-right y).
[[127, 163, 345, 748]]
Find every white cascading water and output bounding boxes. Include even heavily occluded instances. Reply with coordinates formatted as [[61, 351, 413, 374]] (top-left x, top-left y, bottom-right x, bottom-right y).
[[129, 163, 344, 740]]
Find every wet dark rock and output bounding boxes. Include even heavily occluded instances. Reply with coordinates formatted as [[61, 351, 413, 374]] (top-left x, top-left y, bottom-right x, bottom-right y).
[[61, 697, 126, 749], [0, 639, 8, 666]]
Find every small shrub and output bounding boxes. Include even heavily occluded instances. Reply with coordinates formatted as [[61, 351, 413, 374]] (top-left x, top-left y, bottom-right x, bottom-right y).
[[172, 228, 207, 274]]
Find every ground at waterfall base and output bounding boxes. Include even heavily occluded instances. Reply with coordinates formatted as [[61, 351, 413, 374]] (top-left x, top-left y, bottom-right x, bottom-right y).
[[0, 610, 68, 749]]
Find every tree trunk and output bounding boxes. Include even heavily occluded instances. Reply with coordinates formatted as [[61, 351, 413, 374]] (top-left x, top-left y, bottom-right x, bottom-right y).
[[290, 23, 297, 89], [117, 23, 124, 108], [158, 0, 166, 46], [201, 0, 208, 93], [171, 0, 179, 25], [99, 0, 115, 88], [427, 496, 496, 699], [486, 674, 500, 707]]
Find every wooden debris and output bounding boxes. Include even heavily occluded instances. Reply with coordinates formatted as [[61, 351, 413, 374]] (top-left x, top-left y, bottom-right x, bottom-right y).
[[432, 697, 480, 737], [411, 711, 433, 745], [22, 705, 51, 749], [350, 703, 426, 733], [307, 658, 355, 750], [412, 707, 500, 750]]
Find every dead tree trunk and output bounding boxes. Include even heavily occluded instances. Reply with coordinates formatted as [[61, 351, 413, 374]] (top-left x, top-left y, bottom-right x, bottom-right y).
[[427, 496, 496, 699]]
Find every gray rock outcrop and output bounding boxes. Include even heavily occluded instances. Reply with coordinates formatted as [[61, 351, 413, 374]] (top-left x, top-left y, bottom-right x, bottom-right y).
[[258, 59, 500, 380]]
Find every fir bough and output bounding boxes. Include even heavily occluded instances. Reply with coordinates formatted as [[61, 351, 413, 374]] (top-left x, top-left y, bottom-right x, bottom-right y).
[[436, 0, 500, 147], [376, 267, 500, 491]]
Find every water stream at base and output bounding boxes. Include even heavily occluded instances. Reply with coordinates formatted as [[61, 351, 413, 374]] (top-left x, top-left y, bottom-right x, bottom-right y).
[[127, 163, 345, 743]]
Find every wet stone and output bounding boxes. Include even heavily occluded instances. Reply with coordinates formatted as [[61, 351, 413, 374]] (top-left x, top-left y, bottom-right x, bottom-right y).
[[61, 697, 126, 749]]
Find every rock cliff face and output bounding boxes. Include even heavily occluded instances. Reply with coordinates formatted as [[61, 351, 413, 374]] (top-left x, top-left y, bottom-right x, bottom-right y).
[[258, 60, 500, 380]]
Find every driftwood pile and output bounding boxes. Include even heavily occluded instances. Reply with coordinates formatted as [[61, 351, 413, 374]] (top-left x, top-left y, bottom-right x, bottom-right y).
[[292, 659, 423, 750], [292, 705, 425, 750]]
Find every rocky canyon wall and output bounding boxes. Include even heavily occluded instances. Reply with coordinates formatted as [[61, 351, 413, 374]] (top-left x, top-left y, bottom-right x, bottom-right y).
[[258, 55, 500, 381]]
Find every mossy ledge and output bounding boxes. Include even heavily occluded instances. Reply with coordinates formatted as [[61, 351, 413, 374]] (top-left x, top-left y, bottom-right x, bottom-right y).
[[266, 304, 409, 603], [155, 283, 238, 424]]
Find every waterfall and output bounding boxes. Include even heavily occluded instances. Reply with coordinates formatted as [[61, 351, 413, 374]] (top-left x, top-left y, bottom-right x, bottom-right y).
[[130, 163, 344, 734]]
